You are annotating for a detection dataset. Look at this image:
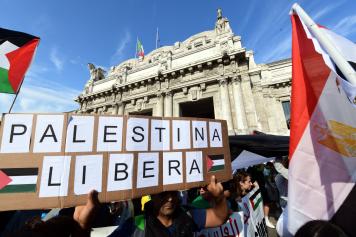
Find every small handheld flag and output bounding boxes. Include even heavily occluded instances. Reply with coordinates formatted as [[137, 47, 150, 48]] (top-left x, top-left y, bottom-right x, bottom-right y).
[[0, 28, 40, 94]]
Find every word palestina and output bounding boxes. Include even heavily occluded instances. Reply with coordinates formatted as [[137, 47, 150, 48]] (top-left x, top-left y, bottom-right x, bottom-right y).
[[0, 114, 223, 153]]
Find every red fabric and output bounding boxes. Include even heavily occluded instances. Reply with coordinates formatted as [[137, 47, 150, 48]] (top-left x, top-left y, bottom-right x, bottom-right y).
[[206, 155, 213, 171], [0, 170, 12, 190], [6, 38, 40, 93], [289, 14, 331, 160]]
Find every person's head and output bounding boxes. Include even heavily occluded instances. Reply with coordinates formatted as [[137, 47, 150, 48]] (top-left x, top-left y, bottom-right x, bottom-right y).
[[295, 220, 347, 237], [151, 191, 180, 217], [198, 186, 213, 201], [232, 171, 252, 198], [8, 216, 85, 237]]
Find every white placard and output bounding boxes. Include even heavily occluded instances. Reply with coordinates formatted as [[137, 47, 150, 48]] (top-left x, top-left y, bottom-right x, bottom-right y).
[[97, 116, 123, 152], [39, 156, 71, 197], [107, 153, 134, 191], [74, 155, 103, 195], [209, 122, 223, 147], [192, 121, 208, 148], [33, 115, 64, 153], [151, 120, 170, 151], [65, 116, 95, 152], [163, 152, 183, 185], [186, 151, 203, 183], [0, 114, 33, 153], [137, 152, 159, 188], [172, 120, 191, 150], [125, 118, 149, 151]]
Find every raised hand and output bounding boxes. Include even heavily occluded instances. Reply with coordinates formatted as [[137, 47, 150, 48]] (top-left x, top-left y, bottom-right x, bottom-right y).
[[73, 190, 100, 230]]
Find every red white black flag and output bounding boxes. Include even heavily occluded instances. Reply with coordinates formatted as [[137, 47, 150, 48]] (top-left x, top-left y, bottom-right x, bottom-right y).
[[288, 4, 356, 235], [0, 27, 40, 94]]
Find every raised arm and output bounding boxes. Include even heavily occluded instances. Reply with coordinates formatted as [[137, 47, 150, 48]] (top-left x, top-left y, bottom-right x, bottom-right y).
[[204, 175, 229, 228]]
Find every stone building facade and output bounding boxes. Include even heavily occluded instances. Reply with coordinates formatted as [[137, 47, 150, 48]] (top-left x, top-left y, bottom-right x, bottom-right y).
[[75, 10, 292, 136]]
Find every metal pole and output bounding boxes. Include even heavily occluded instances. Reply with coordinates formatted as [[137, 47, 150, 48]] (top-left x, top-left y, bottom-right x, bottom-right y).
[[135, 36, 138, 59], [8, 78, 25, 113], [156, 27, 159, 49], [292, 3, 356, 85]]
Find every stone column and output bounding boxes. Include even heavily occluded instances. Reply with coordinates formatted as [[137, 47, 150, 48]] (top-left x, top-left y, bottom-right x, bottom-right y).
[[265, 96, 278, 133], [164, 91, 173, 117], [155, 93, 164, 116], [275, 99, 288, 133], [231, 76, 248, 133], [241, 74, 258, 131], [118, 102, 125, 115], [218, 78, 233, 133], [113, 103, 119, 115], [83, 100, 88, 110]]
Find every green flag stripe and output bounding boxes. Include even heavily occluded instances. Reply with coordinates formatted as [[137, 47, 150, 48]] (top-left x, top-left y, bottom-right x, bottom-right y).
[[0, 184, 36, 193], [253, 196, 263, 210], [210, 165, 225, 172], [0, 67, 14, 93]]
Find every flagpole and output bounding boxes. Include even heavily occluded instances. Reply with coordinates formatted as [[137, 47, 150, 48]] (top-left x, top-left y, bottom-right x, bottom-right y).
[[135, 36, 138, 59], [8, 78, 25, 113], [292, 3, 356, 85], [156, 28, 159, 49]]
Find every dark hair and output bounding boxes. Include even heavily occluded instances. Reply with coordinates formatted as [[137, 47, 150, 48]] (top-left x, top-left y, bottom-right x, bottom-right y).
[[295, 220, 348, 237], [230, 170, 251, 201], [7, 216, 88, 237]]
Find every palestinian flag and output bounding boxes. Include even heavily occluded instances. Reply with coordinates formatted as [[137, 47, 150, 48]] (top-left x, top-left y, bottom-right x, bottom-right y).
[[249, 188, 263, 211], [136, 38, 144, 58], [206, 154, 225, 172], [0, 27, 40, 94], [0, 168, 38, 193], [288, 4, 356, 235]]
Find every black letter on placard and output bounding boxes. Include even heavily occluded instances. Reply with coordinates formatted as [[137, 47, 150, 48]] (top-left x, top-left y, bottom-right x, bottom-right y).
[[195, 127, 204, 141], [40, 125, 58, 143], [48, 167, 60, 186], [155, 127, 165, 142], [73, 125, 85, 143], [189, 159, 201, 175], [10, 124, 27, 143], [143, 161, 154, 178], [115, 163, 128, 181], [177, 128, 180, 142], [212, 129, 221, 141], [104, 126, 117, 143], [169, 160, 181, 176], [132, 126, 144, 142], [82, 166, 86, 184]]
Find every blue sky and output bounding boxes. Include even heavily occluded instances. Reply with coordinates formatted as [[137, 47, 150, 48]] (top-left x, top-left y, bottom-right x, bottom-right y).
[[0, 0, 355, 114]]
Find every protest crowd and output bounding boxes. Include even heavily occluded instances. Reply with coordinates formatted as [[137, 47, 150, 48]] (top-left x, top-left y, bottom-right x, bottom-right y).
[[0, 156, 348, 237], [0, 2, 355, 237]]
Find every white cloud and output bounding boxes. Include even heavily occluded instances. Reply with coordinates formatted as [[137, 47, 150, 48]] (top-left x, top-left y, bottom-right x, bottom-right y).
[[50, 47, 64, 71], [246, 2, 290, 51], [26, 63, 49, 79], [0, 82, 80, 113], [261, 36, 291, 63], [312, 0, 345, 21], [111, 31, 131, 64], [332, 15, 356, 37], [0, 63, 80, 114]]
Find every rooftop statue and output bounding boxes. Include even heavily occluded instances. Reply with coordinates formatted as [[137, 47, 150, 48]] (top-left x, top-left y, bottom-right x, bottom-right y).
[[88, 63, 106, 82], [215, 8, 231, 34]]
